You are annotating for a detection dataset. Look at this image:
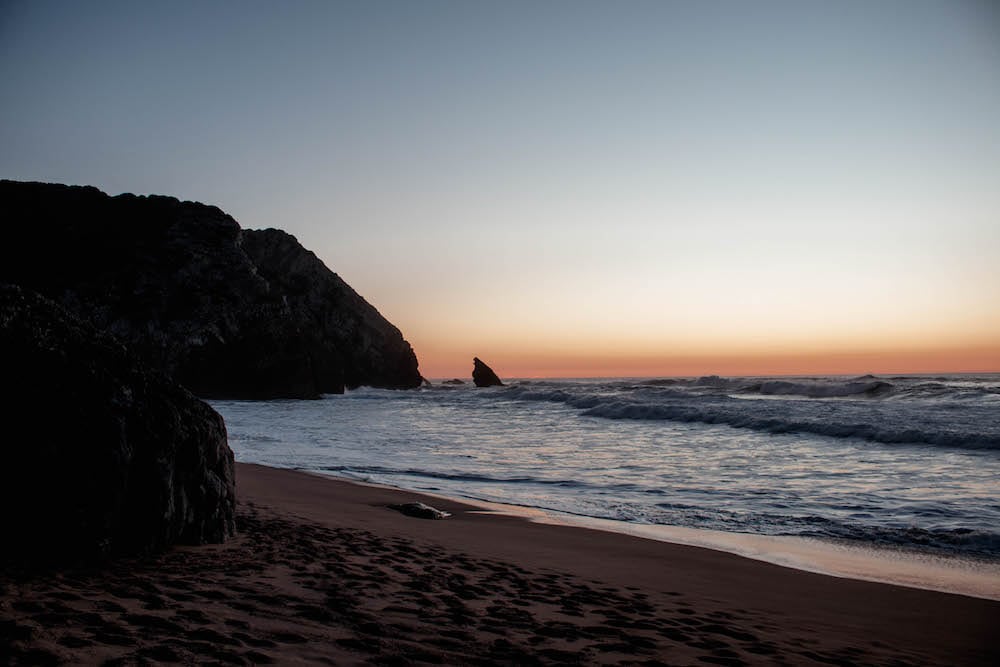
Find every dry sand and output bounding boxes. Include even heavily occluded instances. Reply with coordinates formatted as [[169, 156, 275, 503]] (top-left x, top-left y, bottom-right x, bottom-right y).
[[2, 462, 997, 665]]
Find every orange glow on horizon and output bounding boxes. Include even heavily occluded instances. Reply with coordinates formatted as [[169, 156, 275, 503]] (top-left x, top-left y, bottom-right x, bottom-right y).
[[415, 343, 1000, 381], [393, 287, 1000, 381]]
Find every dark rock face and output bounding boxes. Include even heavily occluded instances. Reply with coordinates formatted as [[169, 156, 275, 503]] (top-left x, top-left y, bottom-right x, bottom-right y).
[[240, 228, 420, 392], [0, 180, 421, 398], [0, 284, 235, 561], [472, 357, 504, 387]]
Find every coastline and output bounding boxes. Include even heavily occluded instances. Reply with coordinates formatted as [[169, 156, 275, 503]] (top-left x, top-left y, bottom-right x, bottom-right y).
[[529, 512, 1000, 603], [311, 468, 1000, 603], [240, 464, 999, 663], [3, 462, 997, 665], [239, 465, 1000, 664]]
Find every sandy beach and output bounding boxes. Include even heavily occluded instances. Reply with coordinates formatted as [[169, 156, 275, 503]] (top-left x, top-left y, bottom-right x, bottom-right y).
[[2, 462, 997, 665]]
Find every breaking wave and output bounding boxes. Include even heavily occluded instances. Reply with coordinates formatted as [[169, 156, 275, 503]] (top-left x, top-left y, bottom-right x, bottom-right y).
[[577, 401, 1000, 449], [754, 379, 894, 398], [500, 375, 1000, 450]]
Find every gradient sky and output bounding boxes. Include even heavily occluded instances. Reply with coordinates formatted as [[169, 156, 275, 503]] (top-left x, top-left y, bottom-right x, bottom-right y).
[[2, 1, 998, 378]]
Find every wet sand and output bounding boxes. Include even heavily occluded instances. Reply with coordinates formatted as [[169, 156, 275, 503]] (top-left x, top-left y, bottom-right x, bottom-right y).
[[2, 462, 997, 665]]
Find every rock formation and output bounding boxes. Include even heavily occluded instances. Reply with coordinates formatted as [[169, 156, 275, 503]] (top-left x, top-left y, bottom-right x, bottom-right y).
[[388, 502, 452, 520], [0, 284, 235, 561], [472, 357, 504, 387], [0, 180, 421, 398]]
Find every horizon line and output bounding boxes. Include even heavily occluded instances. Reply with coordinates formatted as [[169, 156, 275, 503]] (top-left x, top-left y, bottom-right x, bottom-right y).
[[424, 369, 1000, 381]]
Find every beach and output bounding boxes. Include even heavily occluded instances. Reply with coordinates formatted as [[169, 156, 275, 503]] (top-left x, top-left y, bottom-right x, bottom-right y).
[[4, 2, 999, 664], [2, 462, 997, 665]]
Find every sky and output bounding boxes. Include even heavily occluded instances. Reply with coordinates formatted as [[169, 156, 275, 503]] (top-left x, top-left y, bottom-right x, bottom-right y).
[[2, 1, 998, 378]]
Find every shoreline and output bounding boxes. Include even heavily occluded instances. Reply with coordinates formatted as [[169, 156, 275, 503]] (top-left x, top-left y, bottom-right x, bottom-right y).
[[308, 467, 1000, 603], [236, 464, 998, 664], [4, 461, 997, 665]]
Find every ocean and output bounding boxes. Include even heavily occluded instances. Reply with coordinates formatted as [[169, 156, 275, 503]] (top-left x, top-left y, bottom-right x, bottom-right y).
[[211, 374, 1000, 594]]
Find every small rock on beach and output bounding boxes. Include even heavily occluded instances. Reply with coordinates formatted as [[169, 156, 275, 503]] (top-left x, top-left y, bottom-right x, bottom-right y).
[[389, 502, 452, 520]]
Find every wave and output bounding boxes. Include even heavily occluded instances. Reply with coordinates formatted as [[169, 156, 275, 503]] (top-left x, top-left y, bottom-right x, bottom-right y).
[[322, 462, 1000, 558], [753, 379, 895, 398], [425, 374, 1000, 404], [498, 384, 1000, 450], [763, 516, 1000, 558], [692, 375, 741, 388], [642, 375, 1000, 401], [614, 501, 1000, 558], [321, 465, 1000, 557], [319, 464, 599, 489], [580, 402, 1000, 449], [695, 377, 900, 399], [899, 382, 1000, 400]]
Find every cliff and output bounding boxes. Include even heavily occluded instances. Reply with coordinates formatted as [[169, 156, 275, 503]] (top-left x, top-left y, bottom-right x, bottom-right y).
[[0, 180, 422, 398]]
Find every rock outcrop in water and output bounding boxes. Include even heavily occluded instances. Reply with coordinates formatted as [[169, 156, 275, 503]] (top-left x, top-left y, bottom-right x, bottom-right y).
[[0, 180, 421, 398], [0, 284, 235, 560], [472, 357, 504, 387]]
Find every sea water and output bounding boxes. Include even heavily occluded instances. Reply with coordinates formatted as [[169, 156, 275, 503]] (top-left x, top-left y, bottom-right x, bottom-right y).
[[211, 374, 1000, 596]]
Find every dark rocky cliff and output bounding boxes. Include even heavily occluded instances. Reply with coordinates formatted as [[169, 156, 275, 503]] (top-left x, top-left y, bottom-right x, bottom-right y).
[[0, 284, 235, 560], [241, 228, 420, 391], [0, 180, 421, 398]]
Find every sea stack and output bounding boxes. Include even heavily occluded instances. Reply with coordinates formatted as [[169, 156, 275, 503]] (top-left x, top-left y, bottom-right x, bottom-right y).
[[472, 357, 504, 387]]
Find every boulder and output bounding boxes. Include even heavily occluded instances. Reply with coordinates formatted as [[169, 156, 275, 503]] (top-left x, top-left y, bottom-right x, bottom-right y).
[[0, 180, 422, 398], [472, 357, 504, 387], [0, 284, 236, 561], [442, 379, 466, 385]]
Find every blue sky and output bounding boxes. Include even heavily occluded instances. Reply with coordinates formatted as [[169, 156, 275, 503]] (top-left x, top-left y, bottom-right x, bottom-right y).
[[3, 1, 998, 376]]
